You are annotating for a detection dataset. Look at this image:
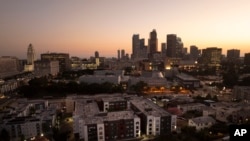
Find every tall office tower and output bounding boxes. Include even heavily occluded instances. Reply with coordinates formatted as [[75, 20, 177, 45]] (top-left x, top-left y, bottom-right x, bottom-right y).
[[200, 47, 222, 66], [176, 37, 184, 57], [227, 49, 240, 62], [166, 34, 184, 58], [139, 39, 148, 59], [132, 34, 140, 59], [148, 29, 158, 57], [95, 51, 99, 58], [244, 53, 250, 66], [183, 47, 188, 55], [161, 43, 166, 57], [190, 45, 199, 60], [121, 49, 125, 59], [117, 50, 121, 60], [27, 43, 35, 65]]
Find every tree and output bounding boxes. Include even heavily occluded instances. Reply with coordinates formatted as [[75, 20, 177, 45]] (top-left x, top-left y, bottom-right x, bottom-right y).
[[212, 95, 218, 102], [131, 81, 148, 94], [239, 76, 250, 86], [206, 93, 212, 99], [223, 69, 239, 88], [0, 129, 10, 141]]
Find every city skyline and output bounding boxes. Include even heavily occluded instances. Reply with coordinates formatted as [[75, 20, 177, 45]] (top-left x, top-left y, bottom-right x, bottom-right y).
[[1, 0, 250, 59]]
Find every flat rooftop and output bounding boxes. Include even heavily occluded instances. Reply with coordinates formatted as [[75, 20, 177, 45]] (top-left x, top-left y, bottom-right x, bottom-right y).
[[102, 97, 126, 102], [130, 97, 171, 117], [176, 73, 199, 81]]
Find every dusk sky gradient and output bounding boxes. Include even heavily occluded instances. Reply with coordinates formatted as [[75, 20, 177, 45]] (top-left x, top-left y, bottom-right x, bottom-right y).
[[1, 0, 250, 59]]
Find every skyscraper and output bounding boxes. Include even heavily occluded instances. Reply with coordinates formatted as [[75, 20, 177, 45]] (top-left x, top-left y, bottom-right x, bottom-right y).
[[139, 39, 148, 59], [166, 34, 183, 58], [117, 50, 121, 60], [190, 45, 199, 60], [121, 49, 125, 59], [148, 29, 158, 57], [27, 43, 35, 65], [161, 43, 166, 57], [244, 53, 250, 66], [227, 49, 240, 62], [132, 34, 140, 59], [200, 47, 222, 66], [132, 33, 148, 60]]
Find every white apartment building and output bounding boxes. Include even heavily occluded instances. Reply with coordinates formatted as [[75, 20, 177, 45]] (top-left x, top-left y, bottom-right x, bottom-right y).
[[130, 96, 176, 135]]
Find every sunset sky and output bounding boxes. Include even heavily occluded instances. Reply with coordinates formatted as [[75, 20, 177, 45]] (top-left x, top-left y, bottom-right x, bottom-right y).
[[0, 0, 250, 59]]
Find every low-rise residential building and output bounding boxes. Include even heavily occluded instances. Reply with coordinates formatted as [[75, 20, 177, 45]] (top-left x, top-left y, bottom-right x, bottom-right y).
[[202, 107, 216, 117], [175, 73, 200, 89], [231, 109, 250, 124], [209, 102, 250, 122], [232, 86, 250, 102], [73, 96, 141, 141], [101, 97, 128, 112], [0, 99, 56, 140], [128, 71, 168, 93], [3, 117, 42, 139], [0, 80, 19, 94], [131, 71, 167, 87], [79, 75, 121, 84], [188, 116, 216, 131], [71, 94, 176, 141], [130, 96, 176, 135], [65, 95, 76, 113], [177, 103, 206, 113], [79, 70, 124, 85]]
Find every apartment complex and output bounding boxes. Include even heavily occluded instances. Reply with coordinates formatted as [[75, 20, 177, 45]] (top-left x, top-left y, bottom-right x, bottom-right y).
[[0, 99, 56, 140], [130, 97, 176, 136], [70, 94, 176, 141], [73, 97, 140, 141]]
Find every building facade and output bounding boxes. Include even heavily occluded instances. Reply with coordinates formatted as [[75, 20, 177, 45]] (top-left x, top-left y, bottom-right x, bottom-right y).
[[34, 60, 59, 76], [27, 44, 36, 65], [200, 47, 222, 66], [190, 45, 199, 60], [148, 29, 158, 58], [175, 73, 200, 89], [0, 56, 20, 78], [0, 99, 56, 140], [188, 116, 216, 131], [130, 97, 176, 135], [166, 34, 183, 58], [244, 53, 250, 66], [232, 86, 250, 102], [71, 94, 175, 141], [72, 95, 141, 141], [132, 34, 148, 60], [227, 49, 240, 62], [41, 53, 71, 72]]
